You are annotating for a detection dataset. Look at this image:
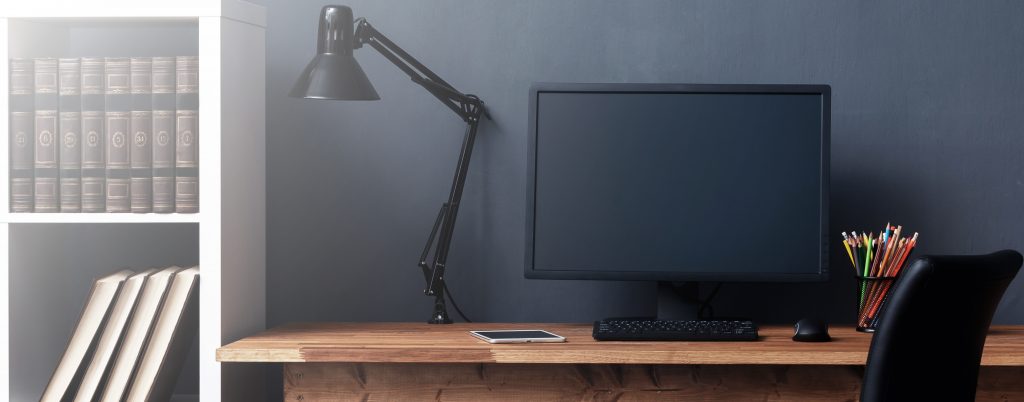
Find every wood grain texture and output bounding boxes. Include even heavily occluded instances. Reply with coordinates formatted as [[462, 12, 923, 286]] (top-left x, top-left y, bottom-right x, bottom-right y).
[[282, 363, 1024, 402], [217, 322, 1024, 366]]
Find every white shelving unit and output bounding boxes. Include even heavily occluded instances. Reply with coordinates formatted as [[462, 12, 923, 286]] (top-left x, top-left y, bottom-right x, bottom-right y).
[[0, 1, 266, 401]]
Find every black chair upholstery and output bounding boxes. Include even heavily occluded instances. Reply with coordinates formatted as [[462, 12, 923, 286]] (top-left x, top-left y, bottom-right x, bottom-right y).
[[861, 250, 1022, 402]]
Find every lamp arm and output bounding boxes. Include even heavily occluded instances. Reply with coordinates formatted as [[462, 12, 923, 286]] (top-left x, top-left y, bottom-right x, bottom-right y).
[[355, 17, 486, 323], [354, 18, 486, 122]]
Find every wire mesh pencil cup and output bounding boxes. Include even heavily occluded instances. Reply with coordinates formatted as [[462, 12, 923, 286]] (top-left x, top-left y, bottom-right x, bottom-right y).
[[855, 275, 897, 332]]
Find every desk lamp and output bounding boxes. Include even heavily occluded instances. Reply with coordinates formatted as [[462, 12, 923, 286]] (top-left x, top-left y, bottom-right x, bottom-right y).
[[290, 5, 486, 324]]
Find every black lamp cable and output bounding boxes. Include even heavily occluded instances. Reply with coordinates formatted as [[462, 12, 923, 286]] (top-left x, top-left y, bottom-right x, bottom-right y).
[[444, 282, 472, 323]]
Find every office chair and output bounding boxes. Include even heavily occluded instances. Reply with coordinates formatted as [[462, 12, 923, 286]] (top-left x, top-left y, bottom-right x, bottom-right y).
[[861, 249, 1022, 402]]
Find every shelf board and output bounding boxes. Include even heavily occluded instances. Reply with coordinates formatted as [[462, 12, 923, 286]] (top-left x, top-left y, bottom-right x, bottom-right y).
[[0, 212, 201, 223], [0, 0, 265, 27]]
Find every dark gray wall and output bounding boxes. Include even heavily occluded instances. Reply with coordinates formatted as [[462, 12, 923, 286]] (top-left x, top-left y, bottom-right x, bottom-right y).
[[266, 0, 1024, 330]]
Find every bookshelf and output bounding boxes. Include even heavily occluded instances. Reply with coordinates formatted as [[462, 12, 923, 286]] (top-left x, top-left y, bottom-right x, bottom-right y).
[[0, 1, 266, 401]]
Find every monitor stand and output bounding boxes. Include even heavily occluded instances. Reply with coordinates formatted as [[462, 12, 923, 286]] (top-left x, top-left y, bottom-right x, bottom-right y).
[[656, 281, 701, 320]]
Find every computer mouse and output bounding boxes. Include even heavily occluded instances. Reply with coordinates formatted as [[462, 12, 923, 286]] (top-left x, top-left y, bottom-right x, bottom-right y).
[[793, 318, 831, 342]]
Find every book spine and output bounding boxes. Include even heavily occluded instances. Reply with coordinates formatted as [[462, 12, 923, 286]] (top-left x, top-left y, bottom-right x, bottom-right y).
[[174, 56, 198, 213], [151, 57, 176, 213], [104, 57, 131, 213], [59, 58, 82, 212], [130, 57, 153, 213], [34, 58, 60, 212], [9, 58, 34, 212], [80, 57, 106, 212]]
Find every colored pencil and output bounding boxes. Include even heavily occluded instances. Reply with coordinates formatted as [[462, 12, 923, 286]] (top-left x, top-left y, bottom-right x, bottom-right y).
[[842, 232, 856, 269]]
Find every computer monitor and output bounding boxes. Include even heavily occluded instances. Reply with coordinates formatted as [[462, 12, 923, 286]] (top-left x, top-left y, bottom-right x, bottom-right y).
[[525, 83, 830, 286]]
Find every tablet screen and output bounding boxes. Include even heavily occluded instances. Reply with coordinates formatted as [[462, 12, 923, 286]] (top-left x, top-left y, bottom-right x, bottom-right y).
[[473, 330, 560, 339]]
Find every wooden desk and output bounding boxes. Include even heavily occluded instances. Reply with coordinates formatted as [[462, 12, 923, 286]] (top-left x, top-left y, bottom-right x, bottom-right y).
[[218, 323, 1024, 401]]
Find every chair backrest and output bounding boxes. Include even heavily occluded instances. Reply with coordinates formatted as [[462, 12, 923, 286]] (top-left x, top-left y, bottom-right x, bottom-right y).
[[861, 249, 1022, 402]]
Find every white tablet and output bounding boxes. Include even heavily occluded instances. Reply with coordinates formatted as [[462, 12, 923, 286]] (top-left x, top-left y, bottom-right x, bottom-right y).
[[469, 329, 566, 344]]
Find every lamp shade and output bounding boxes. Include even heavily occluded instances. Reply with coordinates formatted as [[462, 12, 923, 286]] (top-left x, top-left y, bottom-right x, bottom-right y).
[[289, 5, 379, 100]]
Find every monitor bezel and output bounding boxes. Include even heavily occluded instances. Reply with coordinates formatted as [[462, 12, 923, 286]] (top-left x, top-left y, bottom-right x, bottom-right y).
[[524, 83, 831, 282]]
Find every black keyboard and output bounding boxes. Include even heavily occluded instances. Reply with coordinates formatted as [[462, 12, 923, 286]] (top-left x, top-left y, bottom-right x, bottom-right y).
[[593, 319, 759, 341]]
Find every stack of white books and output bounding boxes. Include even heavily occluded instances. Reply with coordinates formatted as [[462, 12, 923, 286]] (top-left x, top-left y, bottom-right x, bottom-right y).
[[39, 266, 199, 402]]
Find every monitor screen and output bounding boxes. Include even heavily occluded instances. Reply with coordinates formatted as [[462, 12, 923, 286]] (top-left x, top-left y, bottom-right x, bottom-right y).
[[525, 83, 830, 281]]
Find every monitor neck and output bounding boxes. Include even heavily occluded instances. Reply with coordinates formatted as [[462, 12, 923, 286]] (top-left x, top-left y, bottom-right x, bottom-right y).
[[656, 281, 701, 320]]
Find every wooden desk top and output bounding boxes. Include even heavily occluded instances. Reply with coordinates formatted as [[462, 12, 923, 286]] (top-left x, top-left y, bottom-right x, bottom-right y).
[[216, 322, 1024, 366]]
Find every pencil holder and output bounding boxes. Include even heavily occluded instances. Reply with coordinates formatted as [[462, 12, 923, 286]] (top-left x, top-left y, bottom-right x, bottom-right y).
[[855, 275, 897, 332]]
